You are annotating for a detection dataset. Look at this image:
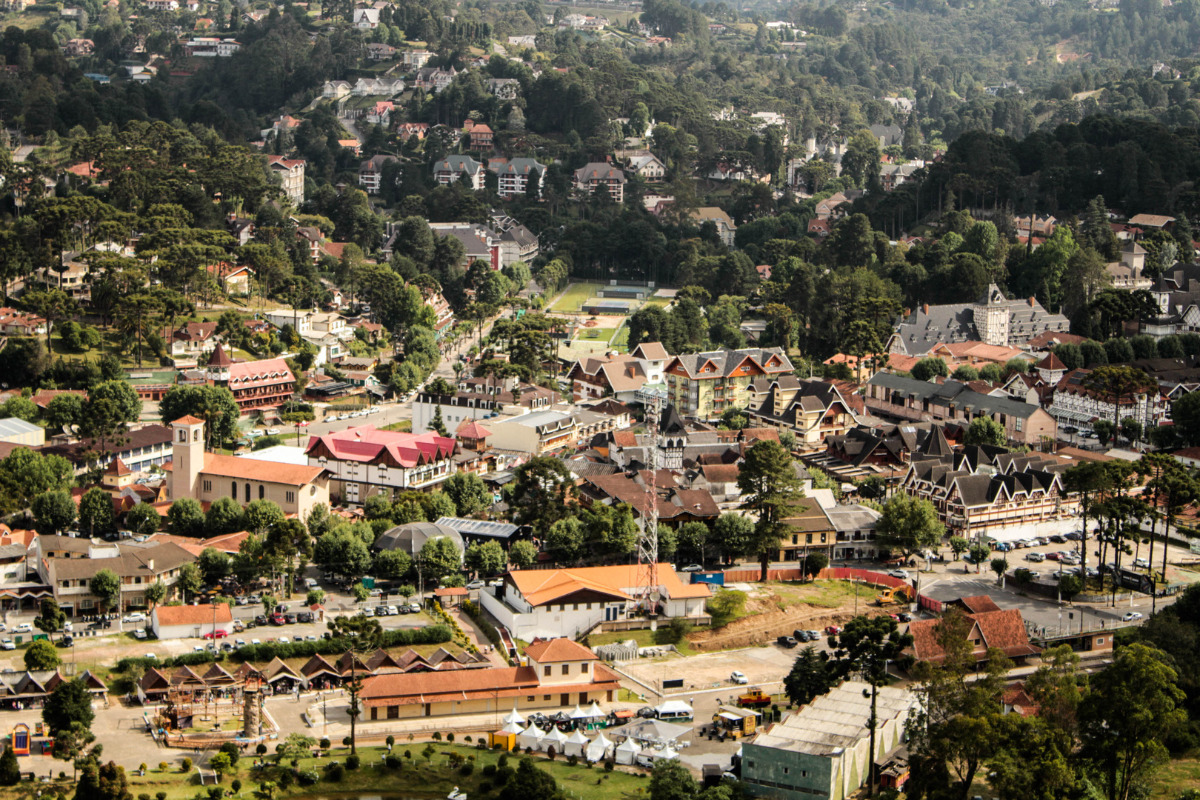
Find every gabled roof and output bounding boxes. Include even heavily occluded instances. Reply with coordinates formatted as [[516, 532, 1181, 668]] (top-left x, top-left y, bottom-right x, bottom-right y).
[[909, 608, 1040, 663], [1037, 352, 1066, 371], [524, 638, 598, 663], [306, 426, 455, 468], [507, 563, 711, 608]]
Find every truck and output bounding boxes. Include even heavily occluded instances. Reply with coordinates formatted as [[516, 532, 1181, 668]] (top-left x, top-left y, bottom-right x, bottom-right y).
[[712, 707, 759, 739], [875, 585, 914, 606], [736, 688, 773, 709]]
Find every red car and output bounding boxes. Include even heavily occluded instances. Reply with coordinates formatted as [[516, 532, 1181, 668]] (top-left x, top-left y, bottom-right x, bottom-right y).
[[1045, 552, 1061, 561], [824, 625, 842, 635], [202, 630, 228, 639]]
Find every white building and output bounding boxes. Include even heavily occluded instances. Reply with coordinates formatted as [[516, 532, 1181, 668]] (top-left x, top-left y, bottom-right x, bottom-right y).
[[151, 603, 233, 640], [480, 563, 712, 641], [304, 426, 456, 504]]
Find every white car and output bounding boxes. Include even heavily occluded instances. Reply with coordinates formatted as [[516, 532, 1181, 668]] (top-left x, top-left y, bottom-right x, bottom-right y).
[[0, 639, 14, 651], [193, 645, 205, 652], [277, 637, 291, 644], [306, 634, 318, 641], [144, 653, 157, 659], [13, 623, 32, 633], [62, 621, 72, 632], [1123, 611, 1144, 622], [730, 671, 748, 685], [266, 428, 280, 435], [235, 639, 247, 647], [1134, 558, 1149, 568], [132, 629, 147, 640], [122, 612, 146, 623], [407, 602, 421, 613], [250, 639, 261, 645], [361, 607, 375, 617]]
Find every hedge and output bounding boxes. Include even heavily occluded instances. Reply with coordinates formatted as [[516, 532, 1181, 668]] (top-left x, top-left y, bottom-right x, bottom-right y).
[[115, 625, 452, 673]]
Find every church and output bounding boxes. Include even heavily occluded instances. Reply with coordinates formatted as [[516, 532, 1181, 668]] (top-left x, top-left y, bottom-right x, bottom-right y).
[[166, 415, 330, 516]]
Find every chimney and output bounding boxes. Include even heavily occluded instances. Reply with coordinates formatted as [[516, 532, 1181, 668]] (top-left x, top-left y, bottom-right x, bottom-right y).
[[147, 558, 154, 571], [1029, 297, 1036, 306], [922, 304, 930, 315]]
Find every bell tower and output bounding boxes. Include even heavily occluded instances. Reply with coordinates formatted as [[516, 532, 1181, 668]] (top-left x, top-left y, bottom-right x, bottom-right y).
[[169, 415, 206, 500]]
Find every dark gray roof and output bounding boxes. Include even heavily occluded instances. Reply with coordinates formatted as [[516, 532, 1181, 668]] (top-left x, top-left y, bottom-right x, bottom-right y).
[[891, 284, 1069, 356], [869, 373, 1044, 420]]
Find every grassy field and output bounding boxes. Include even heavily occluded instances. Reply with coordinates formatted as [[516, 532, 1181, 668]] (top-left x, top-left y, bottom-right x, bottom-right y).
[[640, 296, 673, 309], [610, 325, 630, 350], [586, 628, 697, 656], [1150, 756, 1200, 798], [765, 579, 880, 611], [0, 743, 652, 800], [548, 282, 601, 313], [574, 326, 618, 344]]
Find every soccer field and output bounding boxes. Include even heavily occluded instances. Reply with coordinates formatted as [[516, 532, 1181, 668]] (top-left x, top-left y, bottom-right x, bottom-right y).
[[547, 282, 601, 312]]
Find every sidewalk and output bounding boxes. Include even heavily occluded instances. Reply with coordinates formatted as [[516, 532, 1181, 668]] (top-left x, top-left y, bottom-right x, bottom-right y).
[[446, 607, 508, 667]]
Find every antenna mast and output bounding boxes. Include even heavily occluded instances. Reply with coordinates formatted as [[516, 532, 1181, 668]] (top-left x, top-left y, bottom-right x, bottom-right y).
[[638, 398, 660, 628]]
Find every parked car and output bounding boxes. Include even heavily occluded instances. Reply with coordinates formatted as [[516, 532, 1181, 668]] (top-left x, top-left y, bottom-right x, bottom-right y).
[[806, 630, 821, 641], [375, 606, 390, 617], [386, 605, 398, 615], [1134, 557, 1150, 568], [466, 580, 484, 590], [57, 636, 73, 648], [730, 671, 748, 685], [1123, 611, 1144, 622], [283, 614, 296, 624], [361, 607, 374, 617], [1065, 531, 1083, 541], [993, 542, 1012, 552], [234, 639, 246, 647], [202, 630, 228, 639], [122, 613, 146, 624], [825, 625, 842, 635], [793, 629, 813, 642], [887, 570, 909, 580], [13, 623, 32, 633], [897, 613, 912, 622], [269, 615, 285, 626], [407, 602, 421, 613], [1049, 534, 1067, 544], [1045, 552, 1061, 561], [680, 564, 704, 573], [296, 612, 313, 624], [776, 635, 798, 648], [254, 615, 268, 626], [132, 629, 147, 639], [1025, 552, 1045, 562]]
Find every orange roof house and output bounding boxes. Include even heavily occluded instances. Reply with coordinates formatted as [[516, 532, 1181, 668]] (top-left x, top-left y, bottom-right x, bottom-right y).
[[494, 563, 711, 641], [908, 608, 1040, 666]]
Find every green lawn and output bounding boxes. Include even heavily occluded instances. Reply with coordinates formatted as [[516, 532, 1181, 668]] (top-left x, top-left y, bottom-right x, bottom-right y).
[[574, 326, 618, 343], [610, 325, 630, 351], [381, 419, 413, 433], [641, 296, 673, 309], [0, 744, 651, 800], [586, 628, 697, 656], [549, 282, 601, 313], [767, 579, 879, 610]]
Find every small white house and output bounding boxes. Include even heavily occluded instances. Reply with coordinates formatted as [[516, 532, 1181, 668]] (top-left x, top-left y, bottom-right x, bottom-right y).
[[151, 603, 233, 640]]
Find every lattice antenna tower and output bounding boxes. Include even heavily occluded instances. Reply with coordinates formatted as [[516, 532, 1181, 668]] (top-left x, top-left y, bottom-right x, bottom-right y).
[[638, 397, 660, 621]]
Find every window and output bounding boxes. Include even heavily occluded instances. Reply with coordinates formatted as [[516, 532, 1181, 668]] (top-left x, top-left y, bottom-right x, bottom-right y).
[[286, 491, 296, 504], [561, 664, 569, 675], [178, 430, 187, 443], [244, 483, 250, 503], [543, 665, 551, 677], [258, 485, 265, 500], [202, 480, 212, 493], [231, 481, 237, 499], [527, 696, 534, 702], [805, 534, 812, 544], [581, 662, 589, 673], [573, 603, 578, 611], [543, 694, 550, 701]]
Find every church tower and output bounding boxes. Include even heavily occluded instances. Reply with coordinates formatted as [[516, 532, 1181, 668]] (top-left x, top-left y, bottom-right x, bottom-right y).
[[207, 342, 232, 385], [972, 284, 1011, 347], [169, 415, 206, 501]]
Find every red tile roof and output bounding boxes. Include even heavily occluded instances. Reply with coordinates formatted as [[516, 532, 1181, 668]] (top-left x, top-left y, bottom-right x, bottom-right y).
[[153, 603, 233, 628], [306, 426, 455, 468], [909, 609, 1039, 663], [524, 637, 597, 663]]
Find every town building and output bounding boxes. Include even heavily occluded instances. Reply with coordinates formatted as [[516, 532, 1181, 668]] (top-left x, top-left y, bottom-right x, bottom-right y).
[[688, 207, 737, 247], [742, 682, 917, 800], [184, 37, 241, 57], [39, 424, 172, 475], [359, 637, 622, 720], [827, 504, 883, 561], [304, 426, 456, 504], [480, 564, 712, 641], [161, 321, 219, 359], [664, 348, 794, 420], [864, 373, 1058, 446], [746, 377, 860, 448], [265, 155, 305, 205], [151, 602, 233, 640], [889, 284, 1071, 356], [1048, 367, 1168, 432], [358, 154, 398, 195], [566, 342, 668, 403], [908, 606, 1040, 666], [490, 158, 546, 199], [573, 162, 627, 202], [203, 345, 296, 414], [166, 416, 329, 516], [412, 377, 557, 434], [0, 418, 44, 447], [1107, 241, 1152, 291], [433, 155, 485, 190], [34, 537, 195, 615]]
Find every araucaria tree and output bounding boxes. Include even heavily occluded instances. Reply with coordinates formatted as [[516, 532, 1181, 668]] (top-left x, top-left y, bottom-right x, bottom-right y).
[[737, 440, 805, 581]]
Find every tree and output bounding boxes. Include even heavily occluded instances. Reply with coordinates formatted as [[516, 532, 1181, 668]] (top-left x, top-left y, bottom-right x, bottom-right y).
[[989, 556, 1009, 584], [25, 637, 61, 671], [1079, 644, 1185, 800], [648, 758, 697, 800], [465, 540, 505, 576], [79, 487, 116, 537], [875, 494, 943, 570], [508, 540, 538, 570], [89, 569, 121, 614], [0, 745, 18, 787], [964, 417, 1007, 447], [178, 562, 203, 602], [44, 393, 84, 431], [948, 536, 968, 561], [313, 529, 372, 580], [828, 616, 912, 796], [783, 646, 836, 706], [911, 357, 949, 381], [205, 496, 244, 535], [967, 542, 991, 572], [306, 589, 325, 606], [430, 405, 448, 437], [125, 503, 161, 536], [325, 614, 382, 755], [508, 456, 574, 538], [707, 588, 746, 626], [197, 547, 232, 584], [374, 549, 411, 581], [43, 678, 95, 735], [712, 512, 754, 564], [244, 499, 285, 535], [738, 440, 805, 580], [442, 472, 492, 516], [34, 597, 65, 636], [32, 490, 77, 535], [159, 385, 240, 449], [145, 581, 166, 609], [418, 536, 461, 583], [167, 497, 205, 536]]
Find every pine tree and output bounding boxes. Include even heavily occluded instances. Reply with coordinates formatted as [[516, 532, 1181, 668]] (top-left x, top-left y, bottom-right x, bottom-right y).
[[430, 406, 448, 437], [0, 745, 19, 786]]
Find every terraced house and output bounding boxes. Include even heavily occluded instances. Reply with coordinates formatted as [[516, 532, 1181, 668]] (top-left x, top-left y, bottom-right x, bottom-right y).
[[664, 348, 794, 419]]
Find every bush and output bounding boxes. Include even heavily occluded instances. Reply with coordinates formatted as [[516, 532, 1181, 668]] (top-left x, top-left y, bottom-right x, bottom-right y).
[[385, 735, 394, 747], [180, 758, 193, 773], [297, 771, 319, 786], [385, 755, 402, 769], [482, 765, 497, 777], [208, 789, 222, 800], [432, 732, 442, 741], [156, 792, 167, 800], [277, 771, 294, 789], [447, 732, 455, 742], [158, 763, 169, 773], [604, 761, 614, 772], [320, 738, 331, 750], [498, 754, 508, 769], [479, 782, 492, 794], [230, 781, 240, 794], [325, 763, 345, 782], [219, 742, 240, 765], [567, 755, 578, 766], [139, 793, 152, 800], [459, 763, 474, 776], [345, 754, 360, 771], [256, 745, 267, 756]]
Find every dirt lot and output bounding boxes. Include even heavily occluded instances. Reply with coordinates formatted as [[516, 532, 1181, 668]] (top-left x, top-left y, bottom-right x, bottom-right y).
[[619, 645, 798, 695], [689, 580, 892, 652]]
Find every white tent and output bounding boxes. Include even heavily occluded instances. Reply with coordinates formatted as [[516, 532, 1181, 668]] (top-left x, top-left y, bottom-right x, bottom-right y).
[[654, 700, 693, 720], [564, 729, 589, 758], [586, 701, 605, 719], [517, 722, 543, 751], [503, 707, 525, 726], [585, 733, 613, 763], [499, 719, 524, 736], [542, 726, 569, 755], [615, 737, 641, 765], [569, 704, 590, 720]]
